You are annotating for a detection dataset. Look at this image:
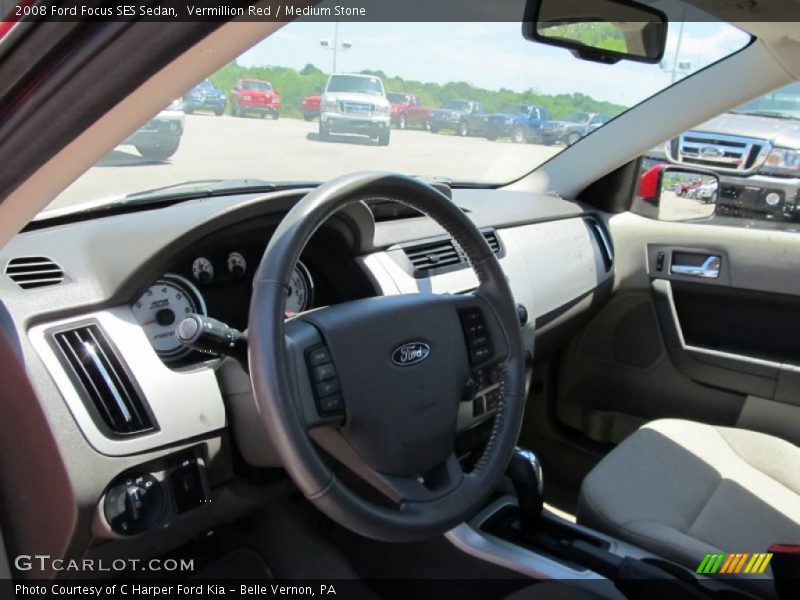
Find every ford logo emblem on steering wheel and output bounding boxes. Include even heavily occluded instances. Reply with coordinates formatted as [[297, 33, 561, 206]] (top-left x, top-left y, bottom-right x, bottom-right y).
[[391, 342, 431, 366]]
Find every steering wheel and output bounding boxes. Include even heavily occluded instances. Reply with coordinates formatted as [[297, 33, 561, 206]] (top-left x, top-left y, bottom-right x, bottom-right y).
[[248, 172, 526, 542]]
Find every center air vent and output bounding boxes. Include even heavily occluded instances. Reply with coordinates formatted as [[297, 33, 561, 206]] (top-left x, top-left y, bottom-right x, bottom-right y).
[[5, 256, 64, 289], [404, 238, 462, 272], [398, 229, 503, 277], [52, 323, 155, 436]]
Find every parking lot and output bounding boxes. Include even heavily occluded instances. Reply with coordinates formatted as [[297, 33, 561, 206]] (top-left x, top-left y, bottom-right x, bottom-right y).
[[51, 114, 562, 210]]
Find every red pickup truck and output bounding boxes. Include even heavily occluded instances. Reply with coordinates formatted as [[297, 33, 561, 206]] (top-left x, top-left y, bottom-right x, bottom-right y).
[[300, 95, 321, 121], [230, 78, 281, 119], [387, 93, 432, 130]]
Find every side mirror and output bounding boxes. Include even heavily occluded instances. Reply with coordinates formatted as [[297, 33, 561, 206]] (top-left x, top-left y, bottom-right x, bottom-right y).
[[637, 164, 719, 221], [523, 0, 668, 65]]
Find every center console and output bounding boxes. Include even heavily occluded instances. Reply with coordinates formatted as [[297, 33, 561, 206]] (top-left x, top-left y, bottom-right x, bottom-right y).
[[447, 448, 770, 600]]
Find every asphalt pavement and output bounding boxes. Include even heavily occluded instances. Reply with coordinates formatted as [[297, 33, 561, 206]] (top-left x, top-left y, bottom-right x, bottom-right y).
[[50, 114, 561, 210]]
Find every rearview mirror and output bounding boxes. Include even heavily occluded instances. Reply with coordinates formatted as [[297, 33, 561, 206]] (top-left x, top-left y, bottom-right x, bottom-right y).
[[523, 0, 668, 65], [637, 164, 719, 222]]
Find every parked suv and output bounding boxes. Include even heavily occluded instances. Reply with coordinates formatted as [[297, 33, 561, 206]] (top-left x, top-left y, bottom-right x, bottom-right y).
[[183, 79, 226, 115], [484, 104, 549, 143], [664, 83, 800, 221], [429, 100, 486, 136], [122, 99, 184, 160], [230, 78, 281, 119], [541, 112, 610, 145], [319, 73, 391, 145]]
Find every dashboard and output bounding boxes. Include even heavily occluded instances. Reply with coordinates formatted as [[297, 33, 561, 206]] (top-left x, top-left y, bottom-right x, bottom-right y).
[[0, 186, 614, 575]]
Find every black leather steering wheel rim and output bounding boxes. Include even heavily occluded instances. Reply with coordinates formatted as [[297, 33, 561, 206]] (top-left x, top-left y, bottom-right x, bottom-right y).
[[248, 172, 526, 542]]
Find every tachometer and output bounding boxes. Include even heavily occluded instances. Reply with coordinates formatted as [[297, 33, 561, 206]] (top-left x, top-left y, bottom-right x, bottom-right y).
[[286, 261, 313, 314], [131, 274, 206, 361]]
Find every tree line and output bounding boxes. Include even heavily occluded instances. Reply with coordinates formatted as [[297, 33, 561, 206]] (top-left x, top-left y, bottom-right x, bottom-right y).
[[208, 62, 626, 121]]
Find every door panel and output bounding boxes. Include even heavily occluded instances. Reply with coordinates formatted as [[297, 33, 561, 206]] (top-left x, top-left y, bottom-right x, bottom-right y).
[[556, 212, 800, 445]]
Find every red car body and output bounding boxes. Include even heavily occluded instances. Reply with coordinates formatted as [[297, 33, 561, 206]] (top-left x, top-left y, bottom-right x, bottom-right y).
[[301, 95, 321, 121], [230, 78, 281, 119], [387, 93, 432, 129]]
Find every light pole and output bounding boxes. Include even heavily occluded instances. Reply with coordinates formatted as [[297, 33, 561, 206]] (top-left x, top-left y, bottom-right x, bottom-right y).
[[320, 22, 352, 74]]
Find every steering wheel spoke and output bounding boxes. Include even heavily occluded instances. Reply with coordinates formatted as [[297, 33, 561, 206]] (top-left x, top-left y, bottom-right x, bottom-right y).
[[378, 453, 465, 504], [309, 425, 464, 505]]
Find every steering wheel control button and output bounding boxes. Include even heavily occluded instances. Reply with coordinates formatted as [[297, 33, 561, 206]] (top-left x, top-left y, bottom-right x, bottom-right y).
[[467, 333, 489, 348], [319, 393, 343, 413], [305, 344, 344, 416], [470, 346, 493, 364], [459, 308, 494, 365], [307, 345, 331, 367], [315, 378, 341, 398], [103, 472, 164, 535], [311, 362, 337, 382]]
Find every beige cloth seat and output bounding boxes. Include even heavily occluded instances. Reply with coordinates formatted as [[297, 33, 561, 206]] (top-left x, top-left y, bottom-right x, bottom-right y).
[[577, 419, 800, 572]]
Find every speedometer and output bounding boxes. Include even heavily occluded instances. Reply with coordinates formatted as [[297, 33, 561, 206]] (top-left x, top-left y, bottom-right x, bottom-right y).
[[286, 261, 314, 314], [131, 274, 206, 361]]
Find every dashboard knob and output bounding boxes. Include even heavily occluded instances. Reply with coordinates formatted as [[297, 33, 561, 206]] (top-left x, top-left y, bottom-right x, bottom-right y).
[[104, 473, 164, 535]]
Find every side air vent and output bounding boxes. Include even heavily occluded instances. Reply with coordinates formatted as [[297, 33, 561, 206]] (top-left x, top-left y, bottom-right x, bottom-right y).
[[585, 218, 614, 272], [52, 323, 155, 436], [398, 229, 504, 277], [5, 256, 64, 289]]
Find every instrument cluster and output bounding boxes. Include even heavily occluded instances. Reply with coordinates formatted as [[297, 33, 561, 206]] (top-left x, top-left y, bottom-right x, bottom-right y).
[[131, 245, 316, 364]]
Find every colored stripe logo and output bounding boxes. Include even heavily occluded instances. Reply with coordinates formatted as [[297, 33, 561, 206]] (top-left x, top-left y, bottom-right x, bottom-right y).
[[696, 553, 772, 574]]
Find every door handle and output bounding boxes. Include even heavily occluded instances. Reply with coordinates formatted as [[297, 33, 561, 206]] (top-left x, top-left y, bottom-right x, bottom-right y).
[[670, 255, 721, 278]]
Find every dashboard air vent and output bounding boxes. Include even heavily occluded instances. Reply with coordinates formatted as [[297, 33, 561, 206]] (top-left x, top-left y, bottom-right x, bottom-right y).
[[5, 256, 64, 289], [53, 324, 155, 436], [585, 218, 614, 272], [482, 230, 501, 254], [400, 229, 503, 277], [403, 238, 462, 272]]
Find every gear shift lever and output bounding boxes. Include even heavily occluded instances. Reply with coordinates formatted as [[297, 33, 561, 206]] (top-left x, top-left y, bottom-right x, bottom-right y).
[[507, 447, 544, 533]]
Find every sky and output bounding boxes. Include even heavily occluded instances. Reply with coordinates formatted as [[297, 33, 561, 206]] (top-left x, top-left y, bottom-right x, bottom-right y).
[[237, 19, 751, 107]]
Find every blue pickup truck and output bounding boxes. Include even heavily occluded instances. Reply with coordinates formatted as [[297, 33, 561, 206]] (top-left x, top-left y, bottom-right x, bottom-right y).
[[484, 104, 549, 143]]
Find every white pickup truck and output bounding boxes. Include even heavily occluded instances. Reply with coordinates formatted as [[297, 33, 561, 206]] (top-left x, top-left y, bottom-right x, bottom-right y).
[[319, 73, 391, 146], [665, 82, 800, 221]]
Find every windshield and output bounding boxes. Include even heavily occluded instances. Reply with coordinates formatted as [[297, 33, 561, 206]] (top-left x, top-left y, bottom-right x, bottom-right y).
[[730, 82, 800, 119], [326, 74, 384, 95], [43, 18, 750, 214], [241, 81, 272, 91], [386, 93, 408, 104]]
